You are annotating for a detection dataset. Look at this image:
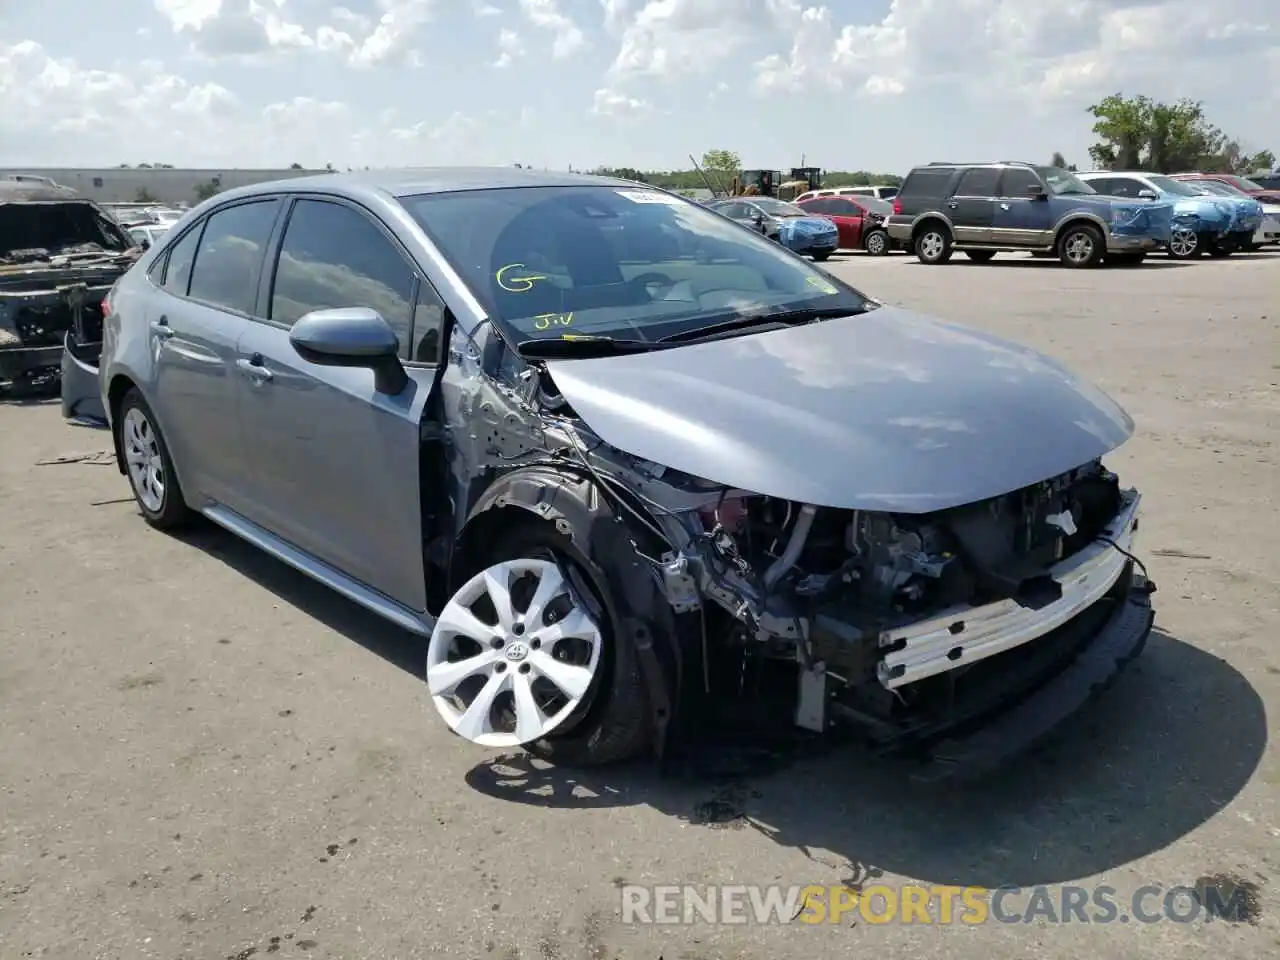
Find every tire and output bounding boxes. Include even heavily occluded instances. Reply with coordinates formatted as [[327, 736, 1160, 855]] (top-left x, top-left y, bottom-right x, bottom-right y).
[[430, 519, 651, 768], [863, 229, 890, 256], [914, 223, 953, 264], [810, 251, 831, 262], [1166, 227, 1200, 259], [1108, 252, 1146, 266], [964, 250, 996, 263], [1057, 223, 1105, 268], [117, 388, 194, 530], [1244, 242, 1265, 252]]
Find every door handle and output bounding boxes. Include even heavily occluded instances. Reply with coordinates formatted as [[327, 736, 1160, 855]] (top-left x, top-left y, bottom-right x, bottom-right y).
[[999, 202, 1010, 210], [946, 200, 958, 209], [149, 317, 173, 339], [236, 355, 274, 382]]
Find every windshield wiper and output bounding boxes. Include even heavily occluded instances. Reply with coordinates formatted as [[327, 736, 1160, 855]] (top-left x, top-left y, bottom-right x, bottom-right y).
[[515, 334, 666, 358], [658, 306, 865, 344]]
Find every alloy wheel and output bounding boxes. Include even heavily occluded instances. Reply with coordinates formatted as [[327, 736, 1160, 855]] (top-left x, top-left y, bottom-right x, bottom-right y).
[[866, 232, 887, 255], [426, 558, 603, 747], [1169, 227, 1198, 257], [122, 407, 165, 513], [918, 231, 944, 260], [1063, 231, 1095, 264]]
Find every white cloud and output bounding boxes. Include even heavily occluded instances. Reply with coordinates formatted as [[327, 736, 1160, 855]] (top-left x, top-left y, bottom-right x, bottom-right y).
[[519, 0, 585, 58], [0, 0, 1274, 171], [493, 28, 524, 68]]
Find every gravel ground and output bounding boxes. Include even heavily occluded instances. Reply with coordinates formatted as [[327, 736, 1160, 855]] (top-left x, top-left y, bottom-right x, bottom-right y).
[[1, 250, 1277, 960]]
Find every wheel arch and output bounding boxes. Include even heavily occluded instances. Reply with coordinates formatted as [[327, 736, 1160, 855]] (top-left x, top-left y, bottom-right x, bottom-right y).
[[106, 372, 138, 476], [449, 464, 691, 761], [1053, 214, 1108, 247], [911, 214, 953, 241]]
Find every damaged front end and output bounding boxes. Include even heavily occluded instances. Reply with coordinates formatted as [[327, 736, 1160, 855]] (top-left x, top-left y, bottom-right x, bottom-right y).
[[518, 367, 1152, 780], [0, 188, 137, 417]]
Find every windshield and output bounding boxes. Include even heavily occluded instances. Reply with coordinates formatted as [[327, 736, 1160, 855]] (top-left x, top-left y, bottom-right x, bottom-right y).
[[1035, 166, 1096, 196], [1228, 175, 1264, 191], [1145, 175, 1199, 197], [402, 185, 870, 343], [751, 198, 808, 217], [1189, 180, 1245, 197]]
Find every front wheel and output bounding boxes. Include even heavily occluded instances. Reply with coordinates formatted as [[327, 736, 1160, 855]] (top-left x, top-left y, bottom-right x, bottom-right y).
[[426, 522, 650, 767], [810, 251, 831, 262], [863, 228, 890, 256], [1058, 224, 1105, 268], [1166, 227, 1201, 259], [914, 225, 953, 264], [118, 388, 194, 530], [1205, 235, 1234, 257]]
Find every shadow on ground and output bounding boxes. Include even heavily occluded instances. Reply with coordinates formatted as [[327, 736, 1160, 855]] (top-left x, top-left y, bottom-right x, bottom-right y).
[[928, 256, 1192, 270], [180, 521, 1268, 891]]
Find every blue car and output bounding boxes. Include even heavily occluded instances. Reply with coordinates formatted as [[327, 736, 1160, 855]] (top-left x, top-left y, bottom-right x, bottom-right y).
[[1077, 171, 1236, 259], [886, 162, 1172, 267], [1171, 179, 1265, 255], [707, 197, 840, 261]]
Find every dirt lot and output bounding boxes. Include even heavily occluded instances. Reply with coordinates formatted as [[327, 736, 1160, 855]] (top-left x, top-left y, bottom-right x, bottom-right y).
[[1, 251, 1277, 960]]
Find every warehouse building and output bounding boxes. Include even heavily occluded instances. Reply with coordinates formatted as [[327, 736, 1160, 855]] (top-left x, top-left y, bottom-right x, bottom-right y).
[[0, 167, 327, 204]]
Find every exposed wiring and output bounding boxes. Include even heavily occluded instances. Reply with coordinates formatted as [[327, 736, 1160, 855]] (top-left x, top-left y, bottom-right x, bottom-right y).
[[1094, 534, 1153, 588]]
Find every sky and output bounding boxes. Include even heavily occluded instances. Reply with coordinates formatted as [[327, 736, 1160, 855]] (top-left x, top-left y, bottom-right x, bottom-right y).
[[0, 0, 1276, 173]]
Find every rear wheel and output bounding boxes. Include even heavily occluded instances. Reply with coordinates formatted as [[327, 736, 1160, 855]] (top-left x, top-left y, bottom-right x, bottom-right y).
[[914, 224, 953, 264], [810, 251, 831, 262], [1058, 223, 1105, 268], [863, 229, 890, 256], [426, 521, 650, 767], [964, 250, 997, 263], [118, 388, 194, 530]]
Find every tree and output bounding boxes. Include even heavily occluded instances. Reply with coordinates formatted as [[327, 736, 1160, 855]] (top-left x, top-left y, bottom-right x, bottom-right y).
[[289, 162, 303, 169], [135, 187, 158, 203], [593, 166, 648, 183], [193, 180, 220, 202], [1084, 94, 1272, 174], [1050, 151, 1067, 168], [700, 149, 741, 180]]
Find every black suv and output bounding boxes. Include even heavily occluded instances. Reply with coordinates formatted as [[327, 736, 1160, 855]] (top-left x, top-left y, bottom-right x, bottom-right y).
[[885, 161, 1170, 267]]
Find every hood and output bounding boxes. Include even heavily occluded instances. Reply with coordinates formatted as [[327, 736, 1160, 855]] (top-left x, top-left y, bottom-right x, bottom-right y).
[[543, 305, 1134, 514], [778, 216, 836, 231], [1171, 195, 1233, 220]]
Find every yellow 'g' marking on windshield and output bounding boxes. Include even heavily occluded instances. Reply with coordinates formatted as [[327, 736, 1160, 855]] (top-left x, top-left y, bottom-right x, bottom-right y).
[[533, 312, 573, 331], [496, 263, 547, 292], [806, 276, 838, 295]]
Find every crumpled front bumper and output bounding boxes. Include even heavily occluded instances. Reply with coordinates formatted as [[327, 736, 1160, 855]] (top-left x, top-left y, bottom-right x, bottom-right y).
[[60, 330, 106, 424], [879, 489, 1141, 688]]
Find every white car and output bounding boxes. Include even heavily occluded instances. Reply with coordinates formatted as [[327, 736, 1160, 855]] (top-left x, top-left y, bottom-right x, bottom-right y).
[[796, 185, 900, 203], [126, 224, 169, 249]]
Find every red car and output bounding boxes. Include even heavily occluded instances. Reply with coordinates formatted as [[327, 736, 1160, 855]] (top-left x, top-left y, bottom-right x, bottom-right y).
[[1169, 172, 1280, 205], [796, 195, 897, 255]]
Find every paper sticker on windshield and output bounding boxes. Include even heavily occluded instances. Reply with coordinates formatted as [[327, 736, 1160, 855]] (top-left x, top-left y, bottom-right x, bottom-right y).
[[616, 190, 683, 205], [807, 276, 838, 295]]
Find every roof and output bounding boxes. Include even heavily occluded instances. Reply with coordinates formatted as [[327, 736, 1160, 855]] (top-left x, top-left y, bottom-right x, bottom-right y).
[[250, 166, 629, 198], [0, 180, 84, 202]]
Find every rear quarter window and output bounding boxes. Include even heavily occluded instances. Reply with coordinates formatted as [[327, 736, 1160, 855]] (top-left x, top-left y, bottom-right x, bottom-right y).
[[899, 169, 954, 199]]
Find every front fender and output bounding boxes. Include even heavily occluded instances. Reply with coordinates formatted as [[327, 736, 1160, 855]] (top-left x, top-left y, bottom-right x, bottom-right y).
[[455, 465, 690, 762]]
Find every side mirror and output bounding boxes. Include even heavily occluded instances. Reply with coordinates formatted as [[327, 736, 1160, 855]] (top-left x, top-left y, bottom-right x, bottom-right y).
[[290, 306, 408, 395], [1028, 187, 1049, 200], [1137, 189, 1158, 200]]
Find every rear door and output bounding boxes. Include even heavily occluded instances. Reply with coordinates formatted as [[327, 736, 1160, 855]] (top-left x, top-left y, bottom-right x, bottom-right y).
[[993, 167, 1054, 246], [823, 198, 866, 248], [149, 198, 282, 507], [946, 167, 998, 243], [233, 195, 441, 610]]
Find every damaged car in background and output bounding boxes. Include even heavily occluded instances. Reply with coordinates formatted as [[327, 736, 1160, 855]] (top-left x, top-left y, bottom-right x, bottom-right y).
[[0, 181, 139, 411], [71, 169, 1156, 783]]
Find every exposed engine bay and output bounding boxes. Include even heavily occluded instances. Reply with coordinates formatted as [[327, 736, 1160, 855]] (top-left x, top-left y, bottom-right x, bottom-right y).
[[0, 194, 135, 394], [524, 377, 1141, 746]]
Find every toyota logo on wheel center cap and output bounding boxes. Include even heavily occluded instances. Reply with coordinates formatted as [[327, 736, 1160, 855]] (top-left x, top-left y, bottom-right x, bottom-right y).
[[505, 641, 530, 662]]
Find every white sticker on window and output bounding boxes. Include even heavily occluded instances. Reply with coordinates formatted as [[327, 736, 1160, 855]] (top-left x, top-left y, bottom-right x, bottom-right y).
[[616, 189, 684, 205]]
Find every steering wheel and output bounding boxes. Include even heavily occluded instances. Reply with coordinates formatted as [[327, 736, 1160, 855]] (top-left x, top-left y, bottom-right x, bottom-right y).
[[628, 272, 678, 299]]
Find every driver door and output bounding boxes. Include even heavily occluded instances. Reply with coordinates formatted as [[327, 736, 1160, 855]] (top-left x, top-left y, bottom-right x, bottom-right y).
[[233, 196, 443, 611]]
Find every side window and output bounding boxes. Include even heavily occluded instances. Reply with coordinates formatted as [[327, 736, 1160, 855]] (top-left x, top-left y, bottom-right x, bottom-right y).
[[269, 199, 416, 355], [836, 200, 862, 215], [1108, 178, 1143, 197], [161, 223, 203, 296], [187, 200, 281, 314], [998, 168, 1044, 198], [803, 199, 829, 214], [899, 169, 953, 199], [954, 168, 1000, 197], [1083, 177, 1113, 194], [410, 282, 447, 364]]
